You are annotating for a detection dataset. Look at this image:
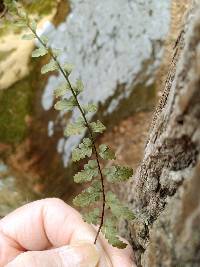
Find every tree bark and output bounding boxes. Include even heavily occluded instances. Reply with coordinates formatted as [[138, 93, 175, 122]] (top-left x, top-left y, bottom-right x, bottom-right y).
[[126, 2, 200, 266]]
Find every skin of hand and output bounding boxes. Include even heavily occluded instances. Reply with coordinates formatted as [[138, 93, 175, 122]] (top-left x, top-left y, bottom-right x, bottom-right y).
[[0, 198, 136, 267]]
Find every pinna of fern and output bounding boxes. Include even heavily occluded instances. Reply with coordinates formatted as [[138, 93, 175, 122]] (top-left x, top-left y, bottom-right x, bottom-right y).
[[5, 1, 134, 248]]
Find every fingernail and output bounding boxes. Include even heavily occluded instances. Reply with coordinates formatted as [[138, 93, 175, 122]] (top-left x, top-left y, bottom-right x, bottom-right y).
[[57, 242, 100, 267]]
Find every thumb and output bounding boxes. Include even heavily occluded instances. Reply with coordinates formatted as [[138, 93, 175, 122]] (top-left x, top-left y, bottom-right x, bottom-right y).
[[5, 242, 100, 267]]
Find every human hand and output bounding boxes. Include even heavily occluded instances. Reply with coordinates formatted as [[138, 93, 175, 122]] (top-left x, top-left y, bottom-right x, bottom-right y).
[[0, 198, 136, 267]]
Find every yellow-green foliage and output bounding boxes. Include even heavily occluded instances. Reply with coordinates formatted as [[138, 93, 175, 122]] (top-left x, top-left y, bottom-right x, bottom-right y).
[[0, 77, 33, 144]]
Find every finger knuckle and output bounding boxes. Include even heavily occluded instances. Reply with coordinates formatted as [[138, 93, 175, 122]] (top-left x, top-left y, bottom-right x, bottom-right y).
[[43, 198, 66, 206]]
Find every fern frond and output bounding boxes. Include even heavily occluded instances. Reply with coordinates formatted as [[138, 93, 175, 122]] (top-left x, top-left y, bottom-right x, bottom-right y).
[[6, 2, 135, 248]]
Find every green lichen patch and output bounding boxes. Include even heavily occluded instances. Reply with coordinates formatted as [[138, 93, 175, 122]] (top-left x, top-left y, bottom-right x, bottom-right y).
[[0, 76, 33, 144]]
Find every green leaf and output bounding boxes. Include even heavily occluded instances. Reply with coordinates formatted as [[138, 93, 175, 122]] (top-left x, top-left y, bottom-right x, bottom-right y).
[[83, 208, 100, 225], [72, 138, 92, 162], [40, 35, 49, 45], [52, 49, 62, 57], [74, 160, 98, 183], [5, 0, 17, 13], [54, 83, 70, 98], [22, 33, 35, 40], [102, 217, 127, 249], [64, 117, 86, 136], [106, 192, 134, 220], [32, 47, 48, 58], [74, 79, 84, 95], [13, 0, 18, 6], [15, 20, 26, 28], [30, 20, 37, 31], [99, 144, 116, 160], [83, 104, 97, 113], [54, 97, 76, 112], [103, 165, 133, 183], [90, 120, 106, 134], [18, 9, 27, 19], [73, 181, 101, 207], [63, 63, 74, 75], [41, 59, 58, 74]]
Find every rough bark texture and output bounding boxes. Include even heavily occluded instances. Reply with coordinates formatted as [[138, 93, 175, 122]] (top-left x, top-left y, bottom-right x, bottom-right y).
[[126, 2, 200, 266]]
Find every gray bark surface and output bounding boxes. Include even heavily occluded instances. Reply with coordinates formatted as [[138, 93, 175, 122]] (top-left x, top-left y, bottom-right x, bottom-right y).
[[126, 2, 200, 266]]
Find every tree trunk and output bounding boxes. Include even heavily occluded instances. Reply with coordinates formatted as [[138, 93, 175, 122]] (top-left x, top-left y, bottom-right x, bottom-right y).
[[126, 2, 200, 266]]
